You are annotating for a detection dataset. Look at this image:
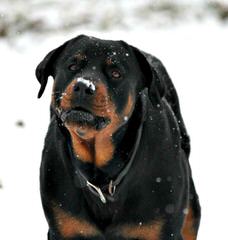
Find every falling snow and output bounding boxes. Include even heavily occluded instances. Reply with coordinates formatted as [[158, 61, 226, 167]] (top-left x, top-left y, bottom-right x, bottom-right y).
[[156, 177, 162, 183], [183, 208, 189, 215]]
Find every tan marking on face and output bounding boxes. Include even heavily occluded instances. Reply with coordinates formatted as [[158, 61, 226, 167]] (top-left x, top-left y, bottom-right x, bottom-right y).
[[181, 207, 197, 240], [120, 220, 163, 240], [53, 204, 101, 238], [59, 79, 77, 110], [92, 83, 113, 116], [75, 53, 87, 61]]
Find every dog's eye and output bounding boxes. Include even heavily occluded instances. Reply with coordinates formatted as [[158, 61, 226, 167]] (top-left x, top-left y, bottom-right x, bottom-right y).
[[68, 63, 79, 71], [112, 70, 121, 79]]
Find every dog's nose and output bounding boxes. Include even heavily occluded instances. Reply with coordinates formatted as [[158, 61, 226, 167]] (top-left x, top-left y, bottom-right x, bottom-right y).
[[74, 78, 96, 96]]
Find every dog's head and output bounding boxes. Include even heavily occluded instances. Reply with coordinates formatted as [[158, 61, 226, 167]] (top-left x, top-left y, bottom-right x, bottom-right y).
[[36, 35, 165, 140]]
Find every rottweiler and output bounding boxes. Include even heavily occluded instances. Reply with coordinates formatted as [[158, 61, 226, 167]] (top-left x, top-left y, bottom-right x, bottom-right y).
[[36, 35, 201, 240]]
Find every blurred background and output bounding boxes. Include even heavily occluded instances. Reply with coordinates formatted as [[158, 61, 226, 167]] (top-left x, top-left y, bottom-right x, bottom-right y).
[[0, 0, 228, 239]]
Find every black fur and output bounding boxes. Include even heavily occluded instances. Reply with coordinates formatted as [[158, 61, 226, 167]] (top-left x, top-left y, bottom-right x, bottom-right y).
[[36, 35, 200, 240]]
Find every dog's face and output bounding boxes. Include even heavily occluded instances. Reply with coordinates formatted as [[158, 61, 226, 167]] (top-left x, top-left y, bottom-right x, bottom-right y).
[[38, 35, 147, 139], [36, 35, 165, 142]]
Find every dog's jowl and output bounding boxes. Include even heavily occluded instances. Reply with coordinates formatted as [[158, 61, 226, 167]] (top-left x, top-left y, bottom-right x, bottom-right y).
[[36, 35, 201, 240]]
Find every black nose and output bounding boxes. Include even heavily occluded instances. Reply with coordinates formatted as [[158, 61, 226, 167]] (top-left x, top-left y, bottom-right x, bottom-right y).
[[73, 82, 95, 96]]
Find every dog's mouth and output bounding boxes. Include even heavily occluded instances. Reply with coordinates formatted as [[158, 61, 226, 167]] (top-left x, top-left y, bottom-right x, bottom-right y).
[[60, 106, 110, 130]]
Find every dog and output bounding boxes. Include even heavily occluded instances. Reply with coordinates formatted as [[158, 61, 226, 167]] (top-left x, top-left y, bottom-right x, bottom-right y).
[[36, 35, 201, 240]]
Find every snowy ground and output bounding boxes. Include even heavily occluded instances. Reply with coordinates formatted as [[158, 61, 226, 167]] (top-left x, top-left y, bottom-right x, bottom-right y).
[[0, 1, 228, 240]]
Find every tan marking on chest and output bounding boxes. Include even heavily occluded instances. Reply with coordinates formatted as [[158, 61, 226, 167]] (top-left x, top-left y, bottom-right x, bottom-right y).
[[66, 124, 95, 163], [53, 205, 101, 238], [120, 220, 163, 240], [181, 207, 197, 240]]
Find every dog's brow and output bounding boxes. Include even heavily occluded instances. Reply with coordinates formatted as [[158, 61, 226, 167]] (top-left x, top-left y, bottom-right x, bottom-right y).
[[75, 53, 87, 60]]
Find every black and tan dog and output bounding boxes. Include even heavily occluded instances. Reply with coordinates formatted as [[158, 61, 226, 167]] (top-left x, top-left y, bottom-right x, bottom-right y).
[[36, 35, 200, 240]]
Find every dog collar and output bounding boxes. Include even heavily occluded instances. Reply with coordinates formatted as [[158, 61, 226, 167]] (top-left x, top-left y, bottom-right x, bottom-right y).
[[66, 89, 148, 204]]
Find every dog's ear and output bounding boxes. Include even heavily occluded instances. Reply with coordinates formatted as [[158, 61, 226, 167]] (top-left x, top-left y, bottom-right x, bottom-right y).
[[132, 47, 167, 107], [35, 42, 69, 98]]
